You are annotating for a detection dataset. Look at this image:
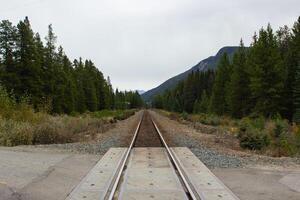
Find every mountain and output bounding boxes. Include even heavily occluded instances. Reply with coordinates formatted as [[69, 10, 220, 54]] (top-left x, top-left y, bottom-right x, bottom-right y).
[[141, 46, 239, 102], [136, 90, 146, 95]]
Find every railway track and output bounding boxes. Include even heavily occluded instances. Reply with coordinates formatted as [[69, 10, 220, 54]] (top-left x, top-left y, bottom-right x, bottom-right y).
[[67, 110, 240, 200], [105, 111, 200, 200]]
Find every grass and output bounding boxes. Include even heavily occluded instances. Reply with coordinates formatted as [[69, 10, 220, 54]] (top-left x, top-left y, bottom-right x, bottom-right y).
[[0, 85, 136, 146]]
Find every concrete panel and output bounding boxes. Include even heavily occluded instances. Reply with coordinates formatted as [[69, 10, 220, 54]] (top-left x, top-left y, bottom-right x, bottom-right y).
[[171, 147, 240, 200], [118, 147, 188, 200], [65, 148, 127, 200], [120, 190, 188, 200]]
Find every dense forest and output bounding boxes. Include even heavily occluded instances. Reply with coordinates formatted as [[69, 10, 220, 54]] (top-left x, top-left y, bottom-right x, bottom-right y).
[[153, 16, 300, 123], [0, 17, 143, 114]]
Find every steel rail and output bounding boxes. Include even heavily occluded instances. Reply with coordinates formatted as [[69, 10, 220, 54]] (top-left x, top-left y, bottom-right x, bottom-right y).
[[151, 119, 201, 200], [105, 113, 143, 200], [105, 111, 200, 200]]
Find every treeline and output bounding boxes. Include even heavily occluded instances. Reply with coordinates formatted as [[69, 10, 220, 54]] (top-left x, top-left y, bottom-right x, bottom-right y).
[[0, 17, 143, 114], [153, 16, 300, 123]]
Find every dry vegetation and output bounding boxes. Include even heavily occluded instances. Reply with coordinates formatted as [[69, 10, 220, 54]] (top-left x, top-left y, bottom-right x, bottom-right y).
[[158, 109, 300, 157], [0, 85, 135, 146]]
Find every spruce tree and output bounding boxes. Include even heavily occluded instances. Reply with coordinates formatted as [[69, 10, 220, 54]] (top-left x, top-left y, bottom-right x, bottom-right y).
[[294, 62, 300, 123], [228, 40, 250, 118], [16, 17, 43, 105], [247, 24, 286, 117], [0, 20, 18, 93], [291, 17, 300, 122], [210, 53, 231, 115]]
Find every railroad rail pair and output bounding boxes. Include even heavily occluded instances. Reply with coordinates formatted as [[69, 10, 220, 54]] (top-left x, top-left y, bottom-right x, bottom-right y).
[[66, 111, 240, 200], [105, 111, 200, 200]]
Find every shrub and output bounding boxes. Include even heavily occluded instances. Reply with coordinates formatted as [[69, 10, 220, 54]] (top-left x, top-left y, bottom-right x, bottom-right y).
[[114, 110, 135, 120], [91, 109, 135, 121], [295, 128, 300, 149], [273, 118, 289, 138], [0, 119, 33, 146], [238, 127, 270, 150], [198, 114, 221, 126]]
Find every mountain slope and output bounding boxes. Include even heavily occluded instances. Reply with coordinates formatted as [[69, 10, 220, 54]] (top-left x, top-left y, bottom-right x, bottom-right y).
[[141, 46, 239, 102]]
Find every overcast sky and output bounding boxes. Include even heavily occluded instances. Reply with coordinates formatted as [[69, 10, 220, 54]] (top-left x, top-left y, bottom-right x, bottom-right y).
[[0, 0, 299, 91]]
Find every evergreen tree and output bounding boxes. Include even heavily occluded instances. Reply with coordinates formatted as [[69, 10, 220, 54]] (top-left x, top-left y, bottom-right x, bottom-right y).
[[0, 20, 18, 93], [294, 62, 300, 123], [210, 53, 231, 115], [228, 40, 250, 118], [183, 71, 197, 112], [84, 60, 97, 111], [0, 18, 131, 114], [44, 24, 57, 98], [74, 58, 86, 113], [292, 17, 300, 123], [247, 24, 286, 117], [15, 17, 43, 105], [193, 90, 210, 114]]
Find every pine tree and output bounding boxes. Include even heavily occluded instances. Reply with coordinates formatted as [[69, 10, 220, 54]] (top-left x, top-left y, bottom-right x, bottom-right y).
[[247, 24, 286, 117], [294, 62, 300, 123], [43, 24, 57, 99], [183, 71, 197, 112], [228, 40, 250, 118], [84, 60, 97, 111], [292, 17, 300, 123], [193, 90, 210, 114], [74, 58, 86, 113], [210, 53, 231, 115], [0, 20, 18, 93], [15, 17, 43, 105]]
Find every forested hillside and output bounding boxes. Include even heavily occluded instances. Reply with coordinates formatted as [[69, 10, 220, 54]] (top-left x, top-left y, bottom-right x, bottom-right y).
[[142, 46, 238, 101], [0, 17, 143, 114], [153, 16, 300, 123]]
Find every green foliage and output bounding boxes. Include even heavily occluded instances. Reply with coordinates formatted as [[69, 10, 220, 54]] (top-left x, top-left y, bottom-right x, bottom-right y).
[[210, 53, 232, 115], [0, 18, 144, 114], [152, 70, 215, 113], [294, 62, 300, 123], [198, 114, 221, 126], [228, 40, 251, 118], [180, 112, 189, 120], [153, 16, 300, 126], [295, 128, 300, 149], [91, 109, 135, 121], [247, 24, 286, 117], [193, 91, 210, 114], [238, 126, 270, 150]]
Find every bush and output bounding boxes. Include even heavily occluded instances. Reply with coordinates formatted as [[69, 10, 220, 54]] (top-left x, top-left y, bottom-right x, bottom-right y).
[[273, 118, 289, 138], [180, 112, 189, 120], [238, 127, 270, 150], [0, 119, 33, 146], [114, 110, 135, 120], [295, 128, 300, 149], [91, 109, 135, 121], [198, 114, 221, 126]]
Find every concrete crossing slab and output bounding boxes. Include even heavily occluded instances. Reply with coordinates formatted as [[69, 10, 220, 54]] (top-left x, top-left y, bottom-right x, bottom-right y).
[[66, 147, 241, 200], [65, 148, 127, 200], [118, 147, 188, 200], [171, 147, 240, 200]]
